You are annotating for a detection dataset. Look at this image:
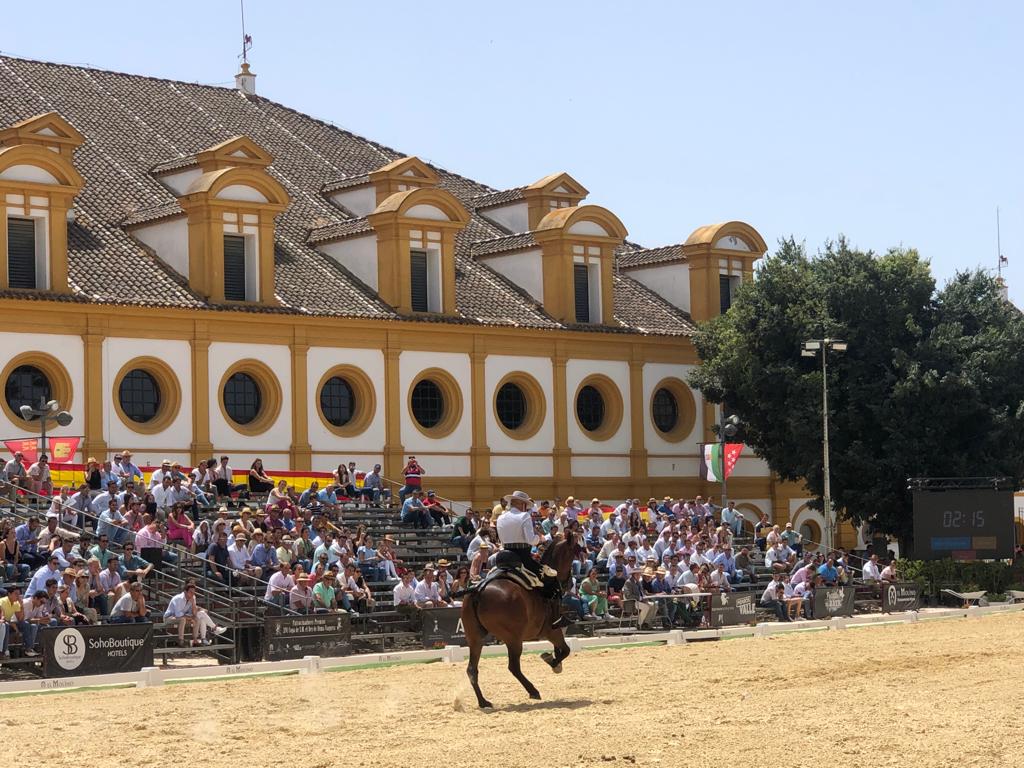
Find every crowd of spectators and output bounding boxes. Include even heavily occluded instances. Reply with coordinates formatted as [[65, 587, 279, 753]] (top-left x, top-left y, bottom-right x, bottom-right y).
[[0, 448, 911, 659]]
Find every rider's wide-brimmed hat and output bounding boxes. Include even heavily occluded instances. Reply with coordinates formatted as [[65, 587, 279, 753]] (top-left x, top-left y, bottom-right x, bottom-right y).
[[503, 490, 533, 505]]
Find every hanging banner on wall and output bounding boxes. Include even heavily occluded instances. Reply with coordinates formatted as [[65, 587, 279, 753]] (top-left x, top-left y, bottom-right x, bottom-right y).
[[4, 438, 40, 463], [47, 437, 81, 463], [4, 437, 82, 464]]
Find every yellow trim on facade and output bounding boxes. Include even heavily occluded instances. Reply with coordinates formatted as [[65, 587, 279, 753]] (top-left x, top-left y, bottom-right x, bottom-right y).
[[407, 366, 464, 440], [573, 373, 624, 443], [649, 376, 698, 443], [110, 356, 182, 435], [0, 351, 74, 431], [492, 370, 547, 440], [217, 358, 283, 437], [314, 363, 377, 438]]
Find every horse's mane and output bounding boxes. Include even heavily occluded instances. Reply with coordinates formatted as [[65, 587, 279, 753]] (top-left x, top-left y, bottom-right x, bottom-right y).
[[540, 535, 577, 566]]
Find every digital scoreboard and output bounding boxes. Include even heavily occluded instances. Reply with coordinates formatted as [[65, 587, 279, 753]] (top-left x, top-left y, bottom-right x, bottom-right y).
[[912, 489, 1014, 560]]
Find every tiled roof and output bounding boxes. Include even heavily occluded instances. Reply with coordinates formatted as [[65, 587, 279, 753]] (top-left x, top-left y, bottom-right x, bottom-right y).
[[617, 244, 686, 269], [307, 217, 374, 244], [0, 55, 694, 336], [122, 200, 184, 227], [469, 187, 525, 209], [321, 174, 370, 194], [469, 232, 537, 257]]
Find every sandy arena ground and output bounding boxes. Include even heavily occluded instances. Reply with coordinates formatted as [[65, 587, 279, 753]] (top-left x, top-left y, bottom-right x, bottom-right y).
[[4, 612, 1023, 767]]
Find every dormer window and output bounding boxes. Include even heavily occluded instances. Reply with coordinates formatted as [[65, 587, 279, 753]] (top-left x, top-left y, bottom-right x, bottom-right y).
[[533, 205, 627, 325], [147, 135, 290, 305], [366, 187, 469, 314], [0, 112, 85, 294]]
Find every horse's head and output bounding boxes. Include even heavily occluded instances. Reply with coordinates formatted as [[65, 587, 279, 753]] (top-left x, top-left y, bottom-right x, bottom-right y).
[[542, 525, 585, 582]]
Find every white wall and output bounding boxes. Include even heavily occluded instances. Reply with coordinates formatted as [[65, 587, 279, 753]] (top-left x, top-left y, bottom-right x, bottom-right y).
[[318, 235, 378, 290], [565, 359, 630, 453], [207, 342, 292, 450], [626, 263, 691, 313], [101, 337, 192, 449], [479, 202, 528, 233], [571, 456, 630, 477], [159, 168, 202, 196], [0, 164, 58, 183], [216, 184, 268, 203], [399, 351, 471, 461], [329, 186, 376, 217], [484, 354, 554, 460], [132, 218, 189, 279], [0, 332, 84, 460], [477, 249, 543, 302], [306, 347, 385, 453], [647, 457, 699, 478], [490, 455, 553, 477]]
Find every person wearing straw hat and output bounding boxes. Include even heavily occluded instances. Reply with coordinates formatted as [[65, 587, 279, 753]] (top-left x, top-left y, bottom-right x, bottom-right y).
[[496, 489, 569, 629]]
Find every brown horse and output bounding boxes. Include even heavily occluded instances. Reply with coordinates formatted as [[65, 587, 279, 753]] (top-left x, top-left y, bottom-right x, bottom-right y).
[[460, 535, 580, 708]]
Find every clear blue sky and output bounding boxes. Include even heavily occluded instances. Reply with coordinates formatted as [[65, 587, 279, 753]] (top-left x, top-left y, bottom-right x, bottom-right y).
[[4, 2, 1022, 302]]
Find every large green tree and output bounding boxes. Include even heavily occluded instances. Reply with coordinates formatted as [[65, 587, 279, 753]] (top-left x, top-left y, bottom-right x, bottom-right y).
[[689, 237, 1024, 547]]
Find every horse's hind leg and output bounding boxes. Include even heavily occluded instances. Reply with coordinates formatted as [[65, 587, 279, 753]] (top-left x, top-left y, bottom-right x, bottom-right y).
[[462, 601, 492, 709], [506, 639, 540, 700]]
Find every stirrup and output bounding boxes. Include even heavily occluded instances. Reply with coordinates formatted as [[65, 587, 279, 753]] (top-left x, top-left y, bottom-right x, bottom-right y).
[[551, 614, 572, 629]]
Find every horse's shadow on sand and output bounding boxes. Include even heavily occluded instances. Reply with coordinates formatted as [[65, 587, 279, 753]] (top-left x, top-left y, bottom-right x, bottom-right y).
[[489, 698, 592, 713]]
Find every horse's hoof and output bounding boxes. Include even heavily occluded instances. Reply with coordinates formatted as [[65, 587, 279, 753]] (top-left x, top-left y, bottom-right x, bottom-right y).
[[529, 692, 542, 700], [479, 700, 493, 709], [552, 663, 563, 674]]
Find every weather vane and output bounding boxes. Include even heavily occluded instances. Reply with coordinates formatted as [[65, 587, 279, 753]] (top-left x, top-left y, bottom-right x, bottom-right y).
[[240, 0, 253, 64]]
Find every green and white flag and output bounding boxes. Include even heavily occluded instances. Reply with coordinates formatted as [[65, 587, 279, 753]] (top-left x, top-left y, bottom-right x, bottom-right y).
[[699, 443, 744, 482]]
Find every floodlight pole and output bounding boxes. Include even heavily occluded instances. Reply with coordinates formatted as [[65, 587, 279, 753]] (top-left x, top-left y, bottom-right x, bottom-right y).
[[802, 338, 847, 552]]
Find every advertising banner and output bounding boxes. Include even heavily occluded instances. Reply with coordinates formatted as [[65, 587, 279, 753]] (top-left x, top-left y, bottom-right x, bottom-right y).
[[812, 586, 856, 619], [710, 591, 757, 626], [264, 613, 351, 660], [882, 582, 922, 613], [41, 623, 153, 678], [421, 607, 466, 649]]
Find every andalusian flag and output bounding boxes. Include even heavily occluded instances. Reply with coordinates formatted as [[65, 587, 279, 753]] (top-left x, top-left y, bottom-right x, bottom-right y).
[[699, 443, 743, 482]]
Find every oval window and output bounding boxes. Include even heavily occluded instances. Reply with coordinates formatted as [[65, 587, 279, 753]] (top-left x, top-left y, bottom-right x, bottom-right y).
[[411, 379, 444, 429], [320, 376, 355, 427], [223, 372, 262, 425], [495, 382, 527, 431], [118, 369, 161, 423], [576, 385, 605, 432], [651, 387, 679, 433]]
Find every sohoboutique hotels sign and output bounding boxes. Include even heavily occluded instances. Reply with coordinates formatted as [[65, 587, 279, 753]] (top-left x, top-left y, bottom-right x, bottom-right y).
[[42, 624, 154, 678]]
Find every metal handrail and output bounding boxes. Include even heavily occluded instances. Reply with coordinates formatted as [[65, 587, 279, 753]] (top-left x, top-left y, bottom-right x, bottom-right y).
[[8, 486, 299, 616]]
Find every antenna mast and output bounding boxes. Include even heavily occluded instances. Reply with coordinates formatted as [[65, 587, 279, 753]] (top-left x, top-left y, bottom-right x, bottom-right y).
[[240, 0, 253, 63]]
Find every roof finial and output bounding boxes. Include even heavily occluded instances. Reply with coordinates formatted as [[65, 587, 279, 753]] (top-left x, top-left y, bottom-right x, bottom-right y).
[[235, 0, 256, 95], [240, 0, 252, 64]]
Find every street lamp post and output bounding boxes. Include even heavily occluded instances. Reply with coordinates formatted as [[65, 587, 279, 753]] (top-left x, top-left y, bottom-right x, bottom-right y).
[[19, 397, 73, 456], [801, 338, 847, 552], [718, 410, 741, 508]]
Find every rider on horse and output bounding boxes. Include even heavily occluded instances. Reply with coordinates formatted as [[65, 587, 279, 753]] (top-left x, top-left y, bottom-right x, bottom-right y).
[[494, 489, 571, 630]]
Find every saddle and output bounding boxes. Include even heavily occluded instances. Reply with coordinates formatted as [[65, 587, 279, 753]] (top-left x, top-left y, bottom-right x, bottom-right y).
[[455, 553, 545, 596]]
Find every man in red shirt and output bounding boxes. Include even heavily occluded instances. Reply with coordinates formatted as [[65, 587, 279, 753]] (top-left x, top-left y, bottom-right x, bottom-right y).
[[399, 456, 424, 502]]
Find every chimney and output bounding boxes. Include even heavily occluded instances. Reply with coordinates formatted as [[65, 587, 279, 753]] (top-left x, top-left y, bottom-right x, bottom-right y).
[[235, 62, 256, 95]]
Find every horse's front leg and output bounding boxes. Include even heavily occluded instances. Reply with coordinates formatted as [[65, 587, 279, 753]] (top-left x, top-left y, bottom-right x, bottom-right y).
[[540, 629, 570, 673]]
